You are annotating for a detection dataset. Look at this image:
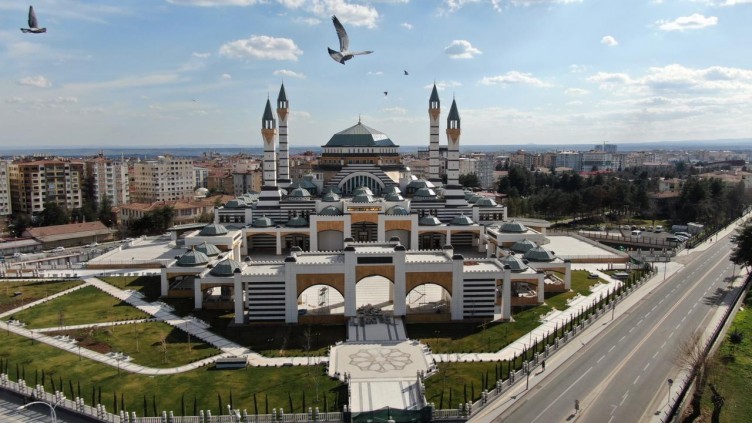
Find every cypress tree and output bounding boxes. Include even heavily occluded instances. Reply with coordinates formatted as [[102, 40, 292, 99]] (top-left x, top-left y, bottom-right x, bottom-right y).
[[181, 394, 185, 416], [439, 390, 444, 409], [323, 393, 327, 412], [218, 393, 223, 415], [463, 384, 467, 403], [42, 370, 45, 387], [34, 369, 38, 386], [69, 380, 74, 398], [121, 393, 125, 414], [114, 392, 118, 414], [253, 393, 258, 415], [230, 390, 234, 409], [143, 395, 147, 417], [302, 390, 306, 411], [152, 394, 157, 417], [98, 386, 102, 404], [77, 381, 81, 398], [51, 377, 56, 393], [449, 387, 453, 408], [265, 394, 269, 414], [288, 391, 293, 413], [471, 382, 475, 401], [193, 395, 198, 416]]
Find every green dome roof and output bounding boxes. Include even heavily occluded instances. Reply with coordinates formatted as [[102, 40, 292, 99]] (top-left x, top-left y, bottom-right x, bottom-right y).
[[382, 186, 402, 196], [406, 179, 435, 190], [352, 186, 374, 196], [323, 122, 397, 147], [352, 193, 376, 203], [286, 216, 309, 227], [199, 223, 229, 236], [195, 242, 221, 256], [176, 249, 210, 267], [451, 214, 474, 226], [251, 216, 275, 228], [500, 221, 527, 233], [523, 246, 556, 262], [413, 188, 439, 201], [322, 191, 341, 202], [475, 197, 498, 207], [386, 205, 409, 215], [464, 191, 475, 200], [511, 239, 538, 253], [322, 186, 342, 195], [501, 255, 529, 272], [224, 198, 248, 209], [287, 187, 312, 200], [419, 216, 442, 226], [209, 259, 243, 277], [467, 195, 482, 204], [384, 193, 404, 201], [319, 205, 343, 216]]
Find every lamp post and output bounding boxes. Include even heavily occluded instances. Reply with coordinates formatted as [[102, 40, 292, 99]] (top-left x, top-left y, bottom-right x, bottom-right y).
[[667, 379, 674, 408], [17, 400, 58, 423]]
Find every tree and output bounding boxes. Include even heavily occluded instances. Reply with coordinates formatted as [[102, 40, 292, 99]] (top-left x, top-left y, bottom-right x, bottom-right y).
[[459, 173, 480, 189], [10, 213, 32, 237], [730, 219, 752, 271], [39, 201, 70, 226]]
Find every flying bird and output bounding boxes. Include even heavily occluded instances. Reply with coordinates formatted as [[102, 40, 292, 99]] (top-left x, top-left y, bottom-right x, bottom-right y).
[[327, 15, 373, 65], [404, 70, 409, 76], [383, 91, 388, 97], [20, 6, 46, 34]]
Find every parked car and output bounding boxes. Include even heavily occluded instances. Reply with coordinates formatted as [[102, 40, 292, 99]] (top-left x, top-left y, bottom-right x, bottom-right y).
[[587, 273, 599, 279], [86, 242, 99, 248], [654, 226, 664, 233], [12, 252, 26, 259], [675, 232, 692, 238], [52, 246, 66, 252]]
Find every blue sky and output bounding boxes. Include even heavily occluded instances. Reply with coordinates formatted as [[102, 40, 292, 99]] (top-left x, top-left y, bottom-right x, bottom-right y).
[[1, 0, 751, 149]]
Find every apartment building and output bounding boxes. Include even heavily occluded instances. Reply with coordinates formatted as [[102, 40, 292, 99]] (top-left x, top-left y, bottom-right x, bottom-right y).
[[130, 156, 195, 203], [86, 155, 129, 207], [9, 159, 83, 214]]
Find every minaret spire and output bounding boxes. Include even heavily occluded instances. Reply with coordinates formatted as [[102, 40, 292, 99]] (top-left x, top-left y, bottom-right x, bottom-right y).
[[258, 98, 282, 207], [276, 83, 291, 187], [444, 97, 466, 206], [428, 83, 442, 185]]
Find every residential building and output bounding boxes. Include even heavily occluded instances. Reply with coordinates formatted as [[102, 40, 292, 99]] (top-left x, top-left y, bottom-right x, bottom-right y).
[[85, 154, 129, 208], [9, 159, 84, 214], [130, 156, 195, 203]]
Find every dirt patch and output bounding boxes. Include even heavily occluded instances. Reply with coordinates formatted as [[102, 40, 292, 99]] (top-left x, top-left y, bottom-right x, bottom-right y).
[[47, 328, 113, 354]]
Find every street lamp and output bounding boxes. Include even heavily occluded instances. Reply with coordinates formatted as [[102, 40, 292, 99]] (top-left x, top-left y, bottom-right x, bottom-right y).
[[17, 400, 58, 423], [667, 379, 674, 408]]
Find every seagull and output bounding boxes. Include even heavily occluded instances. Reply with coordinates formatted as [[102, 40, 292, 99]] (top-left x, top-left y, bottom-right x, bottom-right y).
[[383, 91, 388, 97], [327, 15, 373, 65], [21, 6, 46, 34], [404, 70, 409, 76]]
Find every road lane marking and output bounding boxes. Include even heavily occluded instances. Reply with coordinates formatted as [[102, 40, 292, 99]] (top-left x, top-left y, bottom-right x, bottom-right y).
[[629, 327, 635, 333], [619, 336, 626, 342], [638, 318, 644, 325], [643, 363, 650, 371], [529, 367, 593, 423], [653, 350, 659, 359], [633, 375, 641, 385], [609, 346, 615, 352], [597, 355, 605, 364], [620, 391, 630, 406]]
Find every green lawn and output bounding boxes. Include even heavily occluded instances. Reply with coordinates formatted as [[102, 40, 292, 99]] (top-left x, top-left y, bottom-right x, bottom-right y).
[[0, 280, 83, 314], [424, 361, 507, 408], [12, 285, 149, 328], [0, 331, 344, 416], [50, 321, 220, 368], [544, 270, 596, 311], [699, 291, 752, 422], [99, 275, 161, 302]]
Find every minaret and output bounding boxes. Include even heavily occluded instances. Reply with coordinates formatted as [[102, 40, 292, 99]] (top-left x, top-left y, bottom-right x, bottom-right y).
[[444, 97, 466, 206], [428, 83, 442, 185], [276, 84, 291, 188], [258, 98, 281, 206]]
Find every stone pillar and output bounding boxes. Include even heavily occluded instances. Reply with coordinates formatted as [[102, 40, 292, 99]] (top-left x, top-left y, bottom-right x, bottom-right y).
[[284, 256, 298, 323], [160, 269, 169, 296], [276, 232, 282, 256], [502, 268, 512, 320], [564, 260, 572, 290], [393, 245, 407, 316], [451, 253, 464, 320], [344, 246, 357, 317], [234, 272, 244, 324], [194, 277, 203, 310], [537, 272, 545, 304]]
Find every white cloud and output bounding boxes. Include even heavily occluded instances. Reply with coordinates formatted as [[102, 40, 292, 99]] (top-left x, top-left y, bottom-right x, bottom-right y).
[[274, 69, 306, 79], [221, 73, 232, 80], [18, 76, 52, 88], [219, 36, 303, 61], [278, 0, 307, 7], [657, 14, 718, 31], [293, 16, 322, 25], [309, 0, 380, 28], [564, 87, 589, 96], [721, 0, 752, 4], [192, 52, 211, 58], [166, 0, 261, 6], [510, 0, 583, 4], [444, 40, 482, 59], [381, 106, 408, 115], [401, 22, 413, 30], [368, 71, 384, 76], [441, 0, 582, 13], [481, 71, 552, 87], [587, 64, 752, 95], [570, 64, 587, 73], [601, 35, 618, 46], [64, 73, 185, 92]]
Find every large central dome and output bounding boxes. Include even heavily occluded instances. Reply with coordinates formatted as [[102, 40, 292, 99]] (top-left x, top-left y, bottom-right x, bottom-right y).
[[323, 122, 398, 148]]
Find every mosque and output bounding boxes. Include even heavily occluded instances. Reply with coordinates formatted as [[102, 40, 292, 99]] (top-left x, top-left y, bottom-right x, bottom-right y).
[[160, 84, 598, 325]]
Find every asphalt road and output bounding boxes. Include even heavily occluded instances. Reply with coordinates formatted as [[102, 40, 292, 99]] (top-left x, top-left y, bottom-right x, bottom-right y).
[[493, 236, 738, 423]]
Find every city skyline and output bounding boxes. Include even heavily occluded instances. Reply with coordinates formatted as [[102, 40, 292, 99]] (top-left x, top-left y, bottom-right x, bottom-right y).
[[1, 0, 752, 148]]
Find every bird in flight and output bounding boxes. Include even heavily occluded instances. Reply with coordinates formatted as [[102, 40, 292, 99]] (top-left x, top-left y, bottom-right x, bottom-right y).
[[328, 15, 373, 65], [404, 70, 409, 76], [383, 91, 388, 97], [21, 6, 46, 34]]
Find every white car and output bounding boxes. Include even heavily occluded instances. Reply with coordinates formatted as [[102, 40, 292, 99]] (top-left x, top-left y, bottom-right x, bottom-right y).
[[52, 246, 66, 252], [12, 252, 26, 259]]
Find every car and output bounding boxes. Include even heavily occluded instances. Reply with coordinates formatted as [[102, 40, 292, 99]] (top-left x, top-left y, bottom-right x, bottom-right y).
[[654, 226, 664, 233], [12, 252, 25, 259], [86, 242, 99, 248], [674, 235, 688, 242], [52, 246, 65, 252], [587, 273, 599, 279], [675, 232, 691, 238], [647, 225, 653, 231]]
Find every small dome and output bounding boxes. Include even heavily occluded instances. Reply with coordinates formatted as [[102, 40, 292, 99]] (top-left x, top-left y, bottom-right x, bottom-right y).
[[382, 186, 402, 196], [500, 221, 528, 233], [406, 179, 435, 190], [209, 259, 243, 277], [352, 186, 374, 197], [451, 214, 474, 226], [196, 187, 209, 196], [474, 197, 498, 207], [467, 195, 483, 204], [523, 246, 556, 262], [299, 176, 317, 190], [322, 191, 341, 202], [195, 242, 221, 257], [464, 191, 475, 200], [511, 238, 538, 254], [176, 249, 210, 267], [384, 193, 404, 201], [419, 216, 442, 226], [386, 205, 409, 216], [199, 223, 229, 236], [251, 216, 275, 228], [413, 188, 439, 201], [322, 186, 342, 195], [286, 216, 309, 227], [287, 187, 312, 200], [501, 255, 529, 272], [352, 193, 376, 203], [224, 198, 248, 209], [319, 205, 343, 216]]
